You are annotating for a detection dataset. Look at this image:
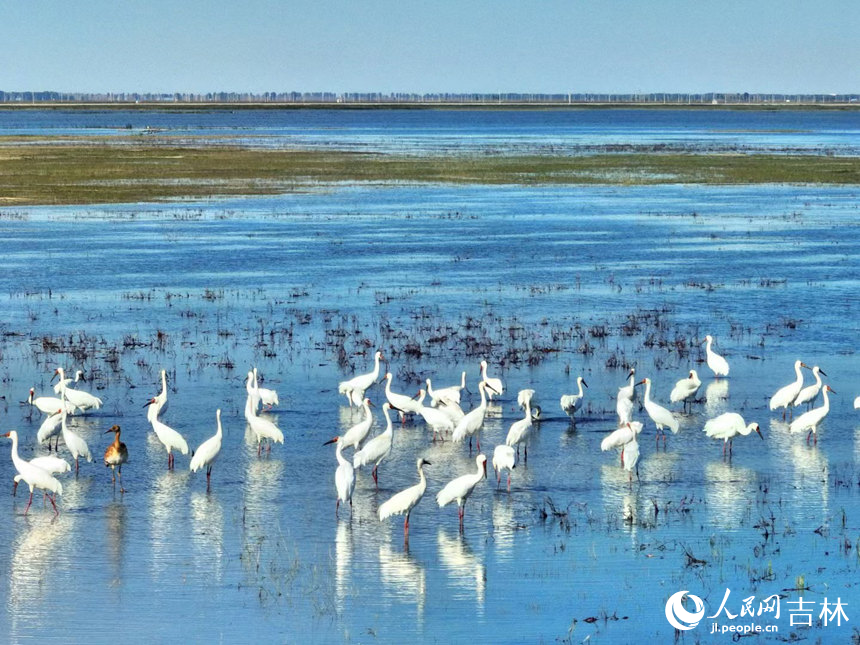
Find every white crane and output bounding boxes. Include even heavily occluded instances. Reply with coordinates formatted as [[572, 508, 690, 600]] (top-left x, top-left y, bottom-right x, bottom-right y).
[[794, 365, 826, 410], [505, 398, 533, 462], [617, 368, 638, 424], [253, 367, 279, 409], [37, 410, 63, 452], [790, 384, 835, 444], [146, 395, 189, 469], [27, 388, 76, 416], [436, 454, 487, 530], [338, 350, 384, 407], [560, 377, 588, 423], [323, 435, 355, 518], [415, 393, 455, 441], [12, 455, 70, 497], [769, 360, 810, 419], [452, 381, 496, 452], [703, 412, 762, 455], [517, 389, 541, 420], [378, 457, 431, 539], [60, 402, 92, 472], [601, 421, 643, 469], [53, 369, 84, 394], [54, 367, 102, 412], [3, 430, 63, 515], [426, 372, 467, 406], [384, 372, 421, 422], [151, 369, 169, 417], [190, 409, 223, 491], [479, 360, 504, 400], [492, 445, 516, 491], [244, 389, 284, 456], [703, 335, 730, 378], [435, 395, 466, 425], [340, 398, 374, 451], [670, 369, 701, 412], [353, 402, 399, 487], [641, 378, 679, 446]]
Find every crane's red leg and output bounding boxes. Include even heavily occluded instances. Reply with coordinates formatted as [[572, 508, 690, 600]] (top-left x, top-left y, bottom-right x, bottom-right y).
[[24, 491, 33, 515], [48, 494, 58, 516], [507, 472, 511, 492], [12, 480, 17, 497], [372, 465, 378, 487], [335, 499, 340, 518]]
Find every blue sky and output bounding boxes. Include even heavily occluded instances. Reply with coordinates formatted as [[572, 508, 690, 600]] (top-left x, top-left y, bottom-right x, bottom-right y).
[[2, 1, 857, 94]]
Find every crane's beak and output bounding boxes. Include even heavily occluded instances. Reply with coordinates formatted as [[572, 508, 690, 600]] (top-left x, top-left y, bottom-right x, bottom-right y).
[[819, 369, 828, 377], [484, 382, 499, 395], [800, 362, 811, 370], [638, 378, 647, 385], [50, 370, 59, 383], [143, 399, 154, 408], [582, 380, 589, 388], [827, 386, 837, 394], [389, 404, 404, 413], [322, 437, 338, 446], [755, 426, 763, 440]]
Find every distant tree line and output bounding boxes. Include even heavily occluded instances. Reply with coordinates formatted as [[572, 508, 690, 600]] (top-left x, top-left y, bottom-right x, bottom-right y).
[[0, 90, 857, 105]]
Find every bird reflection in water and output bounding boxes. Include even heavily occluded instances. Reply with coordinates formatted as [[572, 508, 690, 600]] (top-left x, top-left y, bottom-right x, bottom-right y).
[[437, 529, 485, 616], [334, 521, 353, 611], [705, 380, 729, 417], [106, 501, 127, 581], [378, 535, 426, 626], [704, 461, 755, 530], [151, 469, 190, 577], [191, 491, 224, 582]]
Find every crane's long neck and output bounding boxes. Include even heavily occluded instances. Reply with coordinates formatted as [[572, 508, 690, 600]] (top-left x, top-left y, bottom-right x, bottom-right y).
[[216, 411, 223, 438], [821, 388, 830, 412], [523, 400, 531, 422], [383, 408, 394, 435], [335, 440, 349, 469], [371, 354, 381, 379], [478, 384, 487, 408], [417, 463, 427, 490], [794, 362, 804, 384], [481, 363, 488, 380], [460, 372, 466, 389], [160, 370, 167, 397], [362, 400, 373, 421], [8, 433, 22, 471], [813, 369, 823, 387], [473, 460, 485, 483], [426, 380, 435, 398], [577, 380, 585, 397], [385, 376, 393, 396], [643, 381, 652, 404]]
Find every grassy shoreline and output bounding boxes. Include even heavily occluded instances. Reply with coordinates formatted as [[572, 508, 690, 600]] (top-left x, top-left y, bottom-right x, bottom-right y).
[[1, 140, 859, 206]]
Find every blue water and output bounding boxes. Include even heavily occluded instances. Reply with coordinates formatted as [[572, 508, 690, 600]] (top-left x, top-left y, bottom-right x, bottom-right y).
[[0, 110, 859, 643]]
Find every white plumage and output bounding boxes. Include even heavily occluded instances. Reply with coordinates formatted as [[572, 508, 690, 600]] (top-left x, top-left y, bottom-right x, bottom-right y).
[[190, 409, 223, 491], [28, 388, 77, 416], [340, 398, 374, 451], [245, 387, 284, 455], [37, 411, 63, 451], [427, 371, 466, 406], [794, 365, 826, 409], [479, 360, 504, 400], [770, 360, 810, 417], [338, 350, 384, 407], [789, 385, 834, 444], [253, 367, 279, 409], [378, 457, 430, 536], [436, 454, 487, 528], [54, 367, 102, 412], [704, 412, 762, 454], [492, 445, 516, 491], [703, 335, 730, 377], [505, 399, 533, 461], [3, 430, 63, 514], [600, 421, 643, 472], [641, 378, 679, 443], [60, 403, 92, 471], [324, 435, 355, 517], [670, 369, 701, 410], [560, 377, 588, 421], [416, 395, 455, 440], [616, 368, 637, 424], [384, 372, 422, 420], [353, 402, 398, 486], [452, 381, 493, 451]]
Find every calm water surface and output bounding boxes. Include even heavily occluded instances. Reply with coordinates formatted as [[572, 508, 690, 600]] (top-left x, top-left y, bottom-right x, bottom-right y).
[[0, 111, 859, 643]]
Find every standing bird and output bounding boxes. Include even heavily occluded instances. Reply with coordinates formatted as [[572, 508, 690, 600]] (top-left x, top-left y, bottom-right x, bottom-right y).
[[145, 396, 189, 469], [452, 381, 496, 452], [53, 369, 85, 394], [794, 365, 827, 410], [703, 335, 730, 378], [379, 457, 431, 539], [340, 398, 375, 451], [384, 372, 421, 422], [479, 360, 504, 400], [323, 436, 355, 518], [641, 378, 679, 446], [3, 430, 63, 515], [670, 369, 701, 412], [436, 454, 487, 530], [353, 402, 400, 487], [104, 425, 129, 493], [54, 367, 102, 412], [769, 360, 810, 419], [601, 421, 643, 469], [704, 412, 763, 455], [27, 388, 76, 416], [416, 393, 455, 441], [253, 368, 279, 410], [151, 369, 170, 417], [190, 409, 223, 491], [505, 398, 533, 462], [60, 403, 92, 472], [245, 386, 284, 456], [790, 385, 835, 445], [517, 389, 541, 420], [426, 372, 467, 406], [338, 350, 384, 407], [13, 455, 70, 497], [492, 445, 516, 491], [617, 368, 638, 425], [37, 410, 63, 452], [560, 377, 588, 423]]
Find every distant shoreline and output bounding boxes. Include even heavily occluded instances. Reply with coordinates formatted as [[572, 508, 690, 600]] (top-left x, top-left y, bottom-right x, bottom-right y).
[[1, 101, 859, 111]]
